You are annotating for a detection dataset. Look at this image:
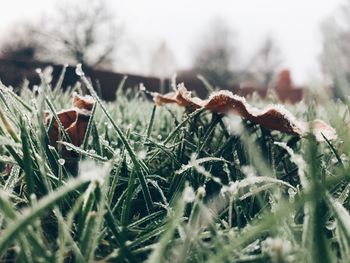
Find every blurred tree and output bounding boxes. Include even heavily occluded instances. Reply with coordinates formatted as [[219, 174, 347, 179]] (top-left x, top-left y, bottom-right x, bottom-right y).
[[0, 23, 44, 61], [320, 1, 350, 98], [0, 0, 121, 69], [149, 41, 177, 78], [246, 36, 282, 88], [192, 18, 238, 88], [45, 0, 121, 68]]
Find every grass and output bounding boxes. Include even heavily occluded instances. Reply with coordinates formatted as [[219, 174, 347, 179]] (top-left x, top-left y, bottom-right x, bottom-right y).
[[0, 68, 350, 263]]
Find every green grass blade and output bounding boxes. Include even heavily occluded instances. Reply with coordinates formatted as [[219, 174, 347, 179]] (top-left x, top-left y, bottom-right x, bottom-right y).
[[0, 178, 89, 257], [77, 65, 154, 212]]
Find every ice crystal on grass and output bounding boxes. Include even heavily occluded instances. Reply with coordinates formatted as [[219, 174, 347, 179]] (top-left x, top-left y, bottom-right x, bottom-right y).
[[183, 185, 195, 203], [75, 63, 84, 76], [262, 237, 292, 260], [228, 181, 240, 197], [58, 159, 65, 166], [274, 142, 309, 188], [139, 83, 146, 91], [223, 115, 243, 135], [241, 165, 257, 178], [78, 160, 109, 185], [137, 150, 147, 160], [288, 188, 297, 202], [197, 186, 206, 199]]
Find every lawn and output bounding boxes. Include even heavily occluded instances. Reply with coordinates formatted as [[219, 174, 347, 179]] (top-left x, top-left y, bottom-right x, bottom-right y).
[[0, 66, 349, 263]]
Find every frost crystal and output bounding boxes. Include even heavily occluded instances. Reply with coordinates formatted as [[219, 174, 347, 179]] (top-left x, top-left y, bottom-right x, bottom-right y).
[[288, 188, 297, 202], [58, 159, 66, 166], [33, 85, 39, 92], [241, 165, 257, 178], [137, 150, 147, 160], [223, 115, 243, 135], [326, 220, 337, 231], [75, 64, 85, 76], [79, 160, 109, 185], [183, 185, 195, 203], [228, 181, 240, 198], [197, 186, 206, 198], [88, 149, 96, 154], [139, 83, 146, 91], [262, 237, 292, 258], [274, 142, 308, 189]]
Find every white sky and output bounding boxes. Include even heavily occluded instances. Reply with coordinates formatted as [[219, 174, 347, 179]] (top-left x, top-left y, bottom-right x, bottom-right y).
[[0, 0, 345, 84]]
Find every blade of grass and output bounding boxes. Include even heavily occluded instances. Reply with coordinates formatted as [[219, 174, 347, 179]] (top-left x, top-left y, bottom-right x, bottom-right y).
[[77, 65, 153, 212], [0, 177, 89, 257]]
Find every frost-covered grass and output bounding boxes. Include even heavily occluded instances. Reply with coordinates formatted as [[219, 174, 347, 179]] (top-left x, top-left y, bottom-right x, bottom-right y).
[[0, 68, 350, 263]]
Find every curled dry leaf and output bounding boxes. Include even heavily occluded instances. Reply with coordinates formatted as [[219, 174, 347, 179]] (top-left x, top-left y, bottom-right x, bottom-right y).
[[153, 84, 337, 141], [73, 94, 94, 111], [46, 94, 94, 154], [154, 83, 203, 109]]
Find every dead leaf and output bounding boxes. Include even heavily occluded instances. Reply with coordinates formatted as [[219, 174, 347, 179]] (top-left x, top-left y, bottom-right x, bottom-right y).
[[154, 83, 203, 109], [46, 94, 94, 152], [153, 84, 337, 141], [73, 94, 94, 111]]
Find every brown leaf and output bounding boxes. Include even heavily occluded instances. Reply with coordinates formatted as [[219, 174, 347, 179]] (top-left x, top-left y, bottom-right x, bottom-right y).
[[153, 84, 337, 141], [154, 84, 203, 109], [46, 94, 94, 149], [73, 94, 94, 111], [153, 91, 177, 106]]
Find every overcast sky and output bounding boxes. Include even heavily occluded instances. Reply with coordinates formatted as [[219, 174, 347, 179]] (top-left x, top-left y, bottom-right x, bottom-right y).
[[0, 0, 346, 84]]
